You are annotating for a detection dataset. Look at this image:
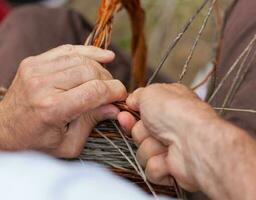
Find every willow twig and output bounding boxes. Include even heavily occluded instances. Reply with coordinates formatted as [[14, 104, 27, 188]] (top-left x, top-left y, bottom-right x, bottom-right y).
[[219, 44, 255, 115], [94, 128, 141, 174], [227, 49, 256, 104], [208, 34, 256, 103], [111, 121, 158, 199], [179, 0, 217, 83], [231, 46, 256, 90], [147, 0, 210, 85], [214, 107, 256, 114], [192, 66, 215, 90]]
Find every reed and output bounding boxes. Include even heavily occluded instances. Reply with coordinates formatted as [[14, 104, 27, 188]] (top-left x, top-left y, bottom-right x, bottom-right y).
[[83, 1, 177, 197]]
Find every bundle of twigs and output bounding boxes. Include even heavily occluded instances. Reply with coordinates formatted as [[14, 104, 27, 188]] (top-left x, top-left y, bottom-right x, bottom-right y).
[[81, 0, 236, 198], [83, 0, 179, 197], [85, 0, 147, 90], [82, 121, 177, 197]]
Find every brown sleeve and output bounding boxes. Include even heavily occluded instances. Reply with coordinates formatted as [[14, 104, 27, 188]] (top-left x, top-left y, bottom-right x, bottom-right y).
[[0, 5, 134, 87], [0, 5, 170, 89], [0, 5, 89, 87], [212, 0, 256, 136]]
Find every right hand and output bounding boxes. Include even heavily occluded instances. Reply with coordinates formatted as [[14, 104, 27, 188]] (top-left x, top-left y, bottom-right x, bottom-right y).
[[0, 45, 127, 158], [119, 83, 256, 200], [118, 84, 219, 191]]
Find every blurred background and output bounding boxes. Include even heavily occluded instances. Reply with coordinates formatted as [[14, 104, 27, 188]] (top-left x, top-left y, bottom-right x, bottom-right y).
[[70, 0, 233, 86], [4, 0, 233, 86]]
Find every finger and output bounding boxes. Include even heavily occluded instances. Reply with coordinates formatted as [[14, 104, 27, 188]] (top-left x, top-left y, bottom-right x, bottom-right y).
[[126, 88, 144, 111], [36, 45, 115, 64], [137, 136, 167, 167], [117, 111, 137, 134], [51, 104, 119, 158], [166, 148, 199, 192], [36, 53, 112, 76], [85, 104, 120, 127], [145, 154, 171, 186], [131, 120, 150, 145], [48, 64, 112, 90], [50, 117, 89, 158], [54, 79, 127, 123]]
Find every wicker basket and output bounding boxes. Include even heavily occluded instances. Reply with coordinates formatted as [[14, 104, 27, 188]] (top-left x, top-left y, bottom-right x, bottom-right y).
[[0, 88, 176, 197]]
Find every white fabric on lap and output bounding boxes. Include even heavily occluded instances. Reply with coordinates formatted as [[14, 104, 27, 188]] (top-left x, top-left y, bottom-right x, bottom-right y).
[[0, 151, 173, 200]]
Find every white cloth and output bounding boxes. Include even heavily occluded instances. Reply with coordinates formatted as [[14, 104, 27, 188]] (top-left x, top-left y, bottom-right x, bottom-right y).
[[0, 151, 172, 200]]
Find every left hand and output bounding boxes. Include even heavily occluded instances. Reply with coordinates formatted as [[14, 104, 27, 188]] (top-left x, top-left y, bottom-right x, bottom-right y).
[[0, 45, 127, 158]]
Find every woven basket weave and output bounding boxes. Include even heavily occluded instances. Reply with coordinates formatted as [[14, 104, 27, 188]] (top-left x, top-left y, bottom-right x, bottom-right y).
[[0, 89, 176, 196]]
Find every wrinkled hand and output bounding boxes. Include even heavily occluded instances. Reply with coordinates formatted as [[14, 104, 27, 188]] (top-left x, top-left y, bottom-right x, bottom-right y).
[[0, 45, 127, 158], [118, 83, 218, 191]]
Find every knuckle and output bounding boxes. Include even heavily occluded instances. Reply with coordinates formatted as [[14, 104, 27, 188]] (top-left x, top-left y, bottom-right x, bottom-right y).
[[26, 77, 44, 91], [132, 130, 140, 144], [86, 45, 97, 52], [113, 79, 127, 98], [101, 68, 113, 80], [84, 60, 101, 78], [20, 56, 34, 67], [19, 57, 36, 78], [86, 113, 98, 126], [146, 158, 162, 182], [136, 148, 145, 167], [114, 79, 124, 88], [131, 122, 143, 144], [22, 77, 44, 100], [90, 80, 108, 97], [60, 44, 75, 53], [57, 54, 85, 67], [61, 54, 75, 64], [36, 97, 59, 123], [62, 67, 81, 83], [72, 54, 86, 64]]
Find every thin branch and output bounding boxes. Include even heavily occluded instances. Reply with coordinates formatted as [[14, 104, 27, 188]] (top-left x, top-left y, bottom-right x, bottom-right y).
[[214, 107, 256, 114], [192, 66, 215, 90], [219, 45, 255, 114], [179, 0, 217, 83], [111, 121, 158, 199], [146, 0, 210, 86], [227, 48, 256, 103], [172, 177, 188, 200], [208, 34, 256, 103], [94, 128, 140, 175]]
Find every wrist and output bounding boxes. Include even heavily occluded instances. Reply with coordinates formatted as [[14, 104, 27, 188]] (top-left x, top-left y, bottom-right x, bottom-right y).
[[0, 102, 20, 150], [191, 117, 232, 197], [192, 117, 255, 199]]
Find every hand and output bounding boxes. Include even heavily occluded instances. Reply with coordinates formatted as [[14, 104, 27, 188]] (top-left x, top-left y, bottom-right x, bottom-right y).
[[118, 83, 219, 191], [0, 45, 127, 158]]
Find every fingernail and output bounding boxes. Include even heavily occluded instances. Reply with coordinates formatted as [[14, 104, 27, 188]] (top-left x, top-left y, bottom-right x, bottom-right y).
[[105, 50, 115, 57], [102, 105, 119, 119], [126, 94, 135, 107], [112, 80, 127, 99]]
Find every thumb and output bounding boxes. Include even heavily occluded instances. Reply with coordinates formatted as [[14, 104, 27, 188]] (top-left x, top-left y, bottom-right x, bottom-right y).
[[86, 104, 120, 128], [50, 104, 119, 158]]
